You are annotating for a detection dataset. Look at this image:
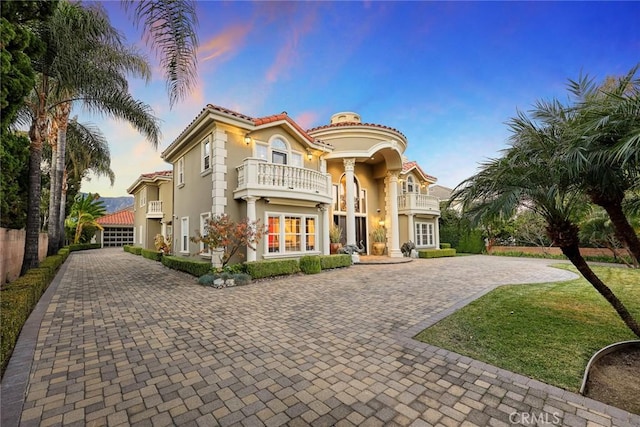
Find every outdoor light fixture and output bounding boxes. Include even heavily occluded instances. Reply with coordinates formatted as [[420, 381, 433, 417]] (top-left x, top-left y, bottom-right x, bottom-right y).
[[379, 220, 385, 227], [307, 150, 313, 161], [244, 135, 251, 145]]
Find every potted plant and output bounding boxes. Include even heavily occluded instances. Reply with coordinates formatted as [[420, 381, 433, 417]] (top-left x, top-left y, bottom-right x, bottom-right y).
[[329, 224, 343, 254], [371, 226, 386, 255]]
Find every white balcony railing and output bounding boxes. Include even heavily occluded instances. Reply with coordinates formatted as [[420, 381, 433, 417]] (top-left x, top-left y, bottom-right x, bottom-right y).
[[146, 200, 163, 218], [398, 193, 440, 214], [235, 158, 332, 203]]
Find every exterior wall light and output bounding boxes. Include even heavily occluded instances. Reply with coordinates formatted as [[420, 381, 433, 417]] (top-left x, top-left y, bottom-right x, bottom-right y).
[[244, 135, 252, 145], [378, 220, 385, 227], [307, 151, 313, 161]]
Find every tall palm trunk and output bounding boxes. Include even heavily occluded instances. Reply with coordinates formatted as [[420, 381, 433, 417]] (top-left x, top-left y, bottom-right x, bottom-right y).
[[551, 223, 640, 337], [47, 111, 59, 255], [47, 102, 71, 254], [59, 168, 68, 246], [22, 82, 49, 274], [593, 197, 640, 268]]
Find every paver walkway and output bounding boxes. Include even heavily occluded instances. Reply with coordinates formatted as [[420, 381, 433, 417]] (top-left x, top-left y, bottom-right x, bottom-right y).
[[2, 249, 639, 427]]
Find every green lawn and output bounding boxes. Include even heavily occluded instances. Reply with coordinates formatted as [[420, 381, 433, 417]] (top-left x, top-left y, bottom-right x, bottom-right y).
[[415, 264, 640, 391]]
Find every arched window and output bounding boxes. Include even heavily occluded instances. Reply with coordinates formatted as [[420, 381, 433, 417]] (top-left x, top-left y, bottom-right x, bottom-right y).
[[337, 174, 366, 213], [407, 176, 414, 193], [271, 138, 288, 164]]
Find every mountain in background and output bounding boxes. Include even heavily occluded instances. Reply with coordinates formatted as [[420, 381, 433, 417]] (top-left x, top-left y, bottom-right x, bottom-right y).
[[100, 196, 133, 213], [80, 194, 133, 213]]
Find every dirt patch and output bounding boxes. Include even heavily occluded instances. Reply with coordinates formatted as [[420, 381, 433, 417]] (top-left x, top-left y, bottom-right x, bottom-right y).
[[585, 344, 640, 415]]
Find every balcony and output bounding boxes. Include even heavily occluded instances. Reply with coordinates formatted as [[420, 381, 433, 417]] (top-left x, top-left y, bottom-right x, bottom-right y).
[[398, 193, 440, 216], [234, 158, 332, 205], [146, 200, 164, 218]]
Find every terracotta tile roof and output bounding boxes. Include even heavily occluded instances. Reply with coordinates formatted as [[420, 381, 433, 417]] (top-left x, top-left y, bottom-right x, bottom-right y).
[[97, 207, 134, 226], [402, 161, 437, 183], [306, 121, 407, 139], [140, 170, 172, 179], [206, 104, 255, 122]]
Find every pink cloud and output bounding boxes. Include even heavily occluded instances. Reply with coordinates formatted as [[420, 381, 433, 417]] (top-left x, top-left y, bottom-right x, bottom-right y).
[[294, 111, 320, 130], [199, 23, 253, 63], [265, 7, 317, 83]]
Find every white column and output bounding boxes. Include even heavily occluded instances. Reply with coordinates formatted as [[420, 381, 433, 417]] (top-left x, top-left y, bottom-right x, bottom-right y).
[[408, 214, 415, 244], [344, 158, 356, 246], [388, 171, 402, 257], [320, 203, 330, 255], [434, 217, 441, 249], [244, 196, 258, 262]]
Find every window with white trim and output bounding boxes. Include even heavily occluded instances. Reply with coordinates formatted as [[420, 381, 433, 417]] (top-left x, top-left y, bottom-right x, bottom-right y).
[[290, 152, 303, 168], [139, 189, 146, 207], [180, 217, 189, 252], [178, 157, 185, 186], [199, 213, 211, 255], [407, 176, 415, 193], [271, 138, 288, 164], [201, 138, 211, 171], [415, 222, 434, 246], [337, 174, 366, 213], [255, 143, 268, 160], [267, 213, 317, 254]]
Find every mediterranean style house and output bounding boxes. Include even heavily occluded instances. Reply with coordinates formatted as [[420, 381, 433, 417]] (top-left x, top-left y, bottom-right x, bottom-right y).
[[127, 170, 173, 249], [130, 105, 442, 265]]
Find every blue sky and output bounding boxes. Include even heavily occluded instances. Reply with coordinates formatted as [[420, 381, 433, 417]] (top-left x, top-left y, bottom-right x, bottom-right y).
[[81, 1, 640, 197]]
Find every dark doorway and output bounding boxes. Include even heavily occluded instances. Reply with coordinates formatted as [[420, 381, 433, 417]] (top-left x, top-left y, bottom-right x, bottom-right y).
[[334, 215, 368, 253]]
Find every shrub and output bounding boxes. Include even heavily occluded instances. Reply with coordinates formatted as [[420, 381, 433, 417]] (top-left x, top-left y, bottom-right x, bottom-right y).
[[233, 273, 252, 286], [299, 256, 322, 274], [130, 246, 143, 255], [245, 259, 300, 279], [418, 248, 457, 258], [58, 248, 70, 261], [123, 245, 132, 253], [1, 288, 32, 375], [222, 263, 247, 274], [68, 243, 101, 252], [0, 249, 67, 376], [198, 272, 252, 287], [457, 230, 485, 254], [440, 243, 451, 249], [141, 249, 162, 261], [198, 274, 216, 286], [319, 254, 352, 270], [161, 256, 211, 277]]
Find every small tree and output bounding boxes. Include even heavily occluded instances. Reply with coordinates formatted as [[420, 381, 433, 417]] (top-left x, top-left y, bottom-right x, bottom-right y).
[[191, 214, 266, 269], [64, 193, 106, 244]]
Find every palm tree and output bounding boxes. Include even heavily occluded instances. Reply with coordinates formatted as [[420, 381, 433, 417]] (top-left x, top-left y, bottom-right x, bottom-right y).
[[561, 66, 640, 265], [453, 113, 640, 337], [65, 193, 106, 244], [121, 0, 199, 108], [17, 1, 160, 273]]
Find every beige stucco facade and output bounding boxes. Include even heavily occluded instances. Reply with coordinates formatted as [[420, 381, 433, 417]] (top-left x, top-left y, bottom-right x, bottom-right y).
[[127, 171, 173, 250], [129, 105, 442, 266]]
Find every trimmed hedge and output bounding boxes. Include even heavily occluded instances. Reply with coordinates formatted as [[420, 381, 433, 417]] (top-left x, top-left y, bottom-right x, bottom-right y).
[[299, 256, 321, 274], [319, 254, 352, 270], [440, 243, 452, 249], [161, 256, 211, 277], [1, 249, 68, 376], [245, 259, 300, 279], [123, 245, 132, 253], [129, 246, 142, 255], [68, 243, 101, 252], [141, 249, 162, 261], [418, 248, 457, 258]]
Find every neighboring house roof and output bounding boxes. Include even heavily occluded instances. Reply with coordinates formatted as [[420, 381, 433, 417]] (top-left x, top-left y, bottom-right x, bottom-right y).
[[163, 105, 332, 161], [307, 121, 407, 140], [429, 184, 454, 201], [97, 207, 134, 226], [402, 161, 437, 183], [127, 170, 173, 194]]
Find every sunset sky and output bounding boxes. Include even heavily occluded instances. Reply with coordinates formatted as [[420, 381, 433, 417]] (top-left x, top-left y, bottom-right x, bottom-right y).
[[81, 1, 640, 197]]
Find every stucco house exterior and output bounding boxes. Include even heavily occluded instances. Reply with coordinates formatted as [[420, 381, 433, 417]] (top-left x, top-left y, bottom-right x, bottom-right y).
[[148, 105, 441, 265], [127, 170, 173, 249]]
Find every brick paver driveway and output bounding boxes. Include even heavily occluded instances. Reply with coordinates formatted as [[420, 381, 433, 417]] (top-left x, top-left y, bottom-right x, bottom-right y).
[[2, 249, 639, 426]]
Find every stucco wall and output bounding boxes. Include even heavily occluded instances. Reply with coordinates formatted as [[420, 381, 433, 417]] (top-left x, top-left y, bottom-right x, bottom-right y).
[[1, 228, 48, 284]]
